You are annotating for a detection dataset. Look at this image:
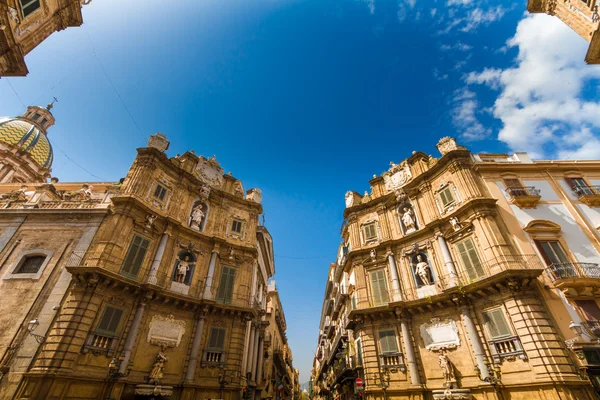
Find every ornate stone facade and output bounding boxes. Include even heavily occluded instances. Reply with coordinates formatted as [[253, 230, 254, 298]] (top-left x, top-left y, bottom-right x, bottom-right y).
[[311, 138, 599, 400]]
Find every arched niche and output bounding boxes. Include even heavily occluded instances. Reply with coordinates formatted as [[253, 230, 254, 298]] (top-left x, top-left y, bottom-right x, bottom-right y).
[[171, 249, 197, 286], [189, 199, 209, 232]]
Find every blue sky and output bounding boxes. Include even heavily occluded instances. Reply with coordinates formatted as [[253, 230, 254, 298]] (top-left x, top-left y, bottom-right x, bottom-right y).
[[2, 0, 599, 383]]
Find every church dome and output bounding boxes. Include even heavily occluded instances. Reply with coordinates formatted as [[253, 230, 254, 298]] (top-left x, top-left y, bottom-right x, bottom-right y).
[[0, 117, 53, 169]]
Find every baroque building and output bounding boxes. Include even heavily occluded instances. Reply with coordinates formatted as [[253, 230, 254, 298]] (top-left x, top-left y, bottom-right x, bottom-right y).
[[527, 0, 600, 63], [0, 105, 289, 400], [1, 0, 87, 76], [311, 137, 600, 400]]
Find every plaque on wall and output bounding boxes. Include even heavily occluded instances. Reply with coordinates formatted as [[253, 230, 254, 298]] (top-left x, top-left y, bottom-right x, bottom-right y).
[[147, 314, 186, 348], [419, 318, 460, 351]]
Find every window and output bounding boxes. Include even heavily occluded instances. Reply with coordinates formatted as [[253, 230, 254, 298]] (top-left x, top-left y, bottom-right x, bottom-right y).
[[378, 329, 399, 354], [120, 235, 150, 278], [208, 327, 226, 350], [32, 113, 41, 121], [20, 0, 40, 18], [503, 178, 522, 188], [456, 237, 485, 280], [231, 220, 243, 234], [153, 184, 167, 201], [40, 118, 47, 127], [96, 306, 123, 336], [566, 177, 594, 195], [369, 269, 389, 306], [534, 240, 569, 266], [439, 186, 455, 208], [15, 255, 45, 274], [482, 308, 512, 339], [576, 300, 600, 321], [363, 222, 378, 242], [216, 266, 236, 304]]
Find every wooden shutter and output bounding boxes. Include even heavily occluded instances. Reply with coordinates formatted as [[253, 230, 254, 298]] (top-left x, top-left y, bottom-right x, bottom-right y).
[[97, 306, 123, 335], [364, 224, 377, 240], [534, 240, 568, 265], [378, 330, 399, 354], [483, 309, 511, 339], [457, 238, 484, 279], [503, 178, 522, 188], [576, 300, 600, 321], [208, 328, 226, 350], [370, 269, 389, 306], [121, 235, 150, 277], [440, 187, 454, 207], [216, 266, 236, 304]]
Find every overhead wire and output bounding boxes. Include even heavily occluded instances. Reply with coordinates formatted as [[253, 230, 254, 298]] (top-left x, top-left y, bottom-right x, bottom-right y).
[[5, 80, 26, 109]]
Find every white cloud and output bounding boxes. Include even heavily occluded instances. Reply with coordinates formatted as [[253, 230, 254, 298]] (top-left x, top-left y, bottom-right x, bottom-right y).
[[452, 89, 491, 140], [406, 0, 416, 8], [363, 0, 375, 14], [440, 42, 473, 51], [433, 68, 449, 80], [458, 14, 600, 159], [447, 0, 472, 6], [397, 2, 407, 22], [430, 8, 437, 17], [461, 6, 506, 32]]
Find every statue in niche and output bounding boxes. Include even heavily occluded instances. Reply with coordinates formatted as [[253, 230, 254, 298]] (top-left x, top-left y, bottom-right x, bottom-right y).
[[450, 217, 461, 232], [413, 253, 432, 286], [438, 353, 456, 385], [401, 206, 417, 234], [175, 254, 193, 283], [189, 201, 206, 231], [149, 351, 169, 385]]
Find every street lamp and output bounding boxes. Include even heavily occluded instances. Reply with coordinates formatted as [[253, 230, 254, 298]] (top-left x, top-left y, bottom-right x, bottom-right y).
[[105, 357, 133, 400], [569, 321, 583, 337], [369, 368, 390, 400], [27, 319, 46, 344]]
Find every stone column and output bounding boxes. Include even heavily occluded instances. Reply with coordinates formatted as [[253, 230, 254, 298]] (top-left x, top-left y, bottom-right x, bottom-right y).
[[246, 324, 256, 377], [387, 252, 403, 301], [437, 234, 458, 287], [203, 250, 219, 300], [460, 306, 490, 381], [185, 311, 206, 382], [256, 336, 265, 384], [119, 300, 147, 375], [251, 324, 261, 382], [147, 233, 169, 285], [241, 319, 252, 376], [400, 319, 421, 386]]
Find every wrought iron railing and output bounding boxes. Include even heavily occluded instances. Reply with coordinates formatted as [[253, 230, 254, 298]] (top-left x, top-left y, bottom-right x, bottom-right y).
[[572, 185, 600, 198], [506, 186, 540, 198], [545, 262, 600, 282], [583, 320, 600, 337]]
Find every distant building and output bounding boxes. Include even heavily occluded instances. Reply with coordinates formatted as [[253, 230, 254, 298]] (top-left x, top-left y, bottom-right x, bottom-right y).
[[0, 104, 279, 400], [1, 0, 87, 76], [311, 137, 600, 400], [527, 0, 600, 63]]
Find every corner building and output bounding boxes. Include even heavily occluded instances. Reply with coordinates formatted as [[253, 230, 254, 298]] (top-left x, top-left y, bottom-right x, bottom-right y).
[[0, 105, 280, 400], [312, 137, 599, 400]]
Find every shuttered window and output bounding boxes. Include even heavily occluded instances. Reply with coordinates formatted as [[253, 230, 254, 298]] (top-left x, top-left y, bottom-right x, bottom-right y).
[[534, 240, 569, 266], [216, 266, 236, 304], [231, 220, 243, 234], [96, 306, 123, 336], [575, 300, 600, 321], [153, 184, 167, 201], [20, 0, 40, 17], [456, 238, 485, 280], [208, 327, 226, 350], [482, 308, 512, 339], [363, 223, 377, 241], [439, 187, 455, 208], [121, 235, 150, 278], [370, 269, 389, 306], [503, 178, 522, 188], [378, 330, 399, 354]]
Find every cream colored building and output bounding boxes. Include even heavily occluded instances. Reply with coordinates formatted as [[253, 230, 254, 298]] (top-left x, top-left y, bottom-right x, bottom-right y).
[[0, 105, 280, 400], [1, 0, 87, 76], [312, 137, 599, 400], [527, 0, 600, 63]]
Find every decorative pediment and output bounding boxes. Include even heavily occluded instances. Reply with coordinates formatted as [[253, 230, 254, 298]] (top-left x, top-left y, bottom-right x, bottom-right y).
[[147, 314, 186, 348], [382, 162, 412, 191], [523, 220, 562, 233], [419, 318, 460, 352], [194, 156, 224, 187]]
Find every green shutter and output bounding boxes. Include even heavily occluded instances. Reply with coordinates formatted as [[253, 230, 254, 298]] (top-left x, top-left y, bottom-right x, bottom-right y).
[[121, 235, 150, 277], [457, 238, 484, 280], [216, 266, 236, 304], [364, 224, 377, 241], [209, 328, 226, 350], [97, 306, 123, 335], [440, 187, 454, 207], [483, 309, 511, 339], [370, 269, 389, 306], [378, 330, 398, 354]]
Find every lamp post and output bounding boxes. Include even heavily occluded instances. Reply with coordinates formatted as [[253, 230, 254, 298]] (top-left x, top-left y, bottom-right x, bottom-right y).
[[27, 319, 46, 344], [105, 357, 133, 400], [368, 368, 390, 400]]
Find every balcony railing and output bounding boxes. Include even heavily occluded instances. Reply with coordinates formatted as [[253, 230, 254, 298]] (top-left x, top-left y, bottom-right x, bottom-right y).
[[545, 262, 600, 282], [583, 320, 600, 338], [333, 356, 358, 380], [82, 331, 118, 356], [488, 335, 525, 363], [201, 349, 227, 366], [506, 186, 540, 198], [573, 185, 600, 197], [379, 352, 406, 370]]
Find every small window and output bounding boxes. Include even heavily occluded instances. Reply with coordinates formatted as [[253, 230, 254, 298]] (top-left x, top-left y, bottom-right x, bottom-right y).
[[40, 118, 47, 127], [216, 266, 236, 304], [378, 329, 399, 354], [363, 222, 378, 241], [15, 255, 45, 274], [575, 300, 600, 321], [96, 306, 123, 336], [456, 237, 485, 280], [32, 113, 41, 121], [369, 269, 389, 306], [20, 0, 40, 18], [120, 235, 150, 278], [503, 178, 522, 188], [482, 308, 512, 339], [153, 184, 167, 201], [231, 220, 243, 234], [208, 327, 226, 350], [439, 186, 455, 208]]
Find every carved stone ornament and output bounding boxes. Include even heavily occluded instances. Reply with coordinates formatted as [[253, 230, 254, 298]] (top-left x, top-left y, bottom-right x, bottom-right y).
[[194, 156, 224, 187], [147, 133, 170, 152], [432, 389, 472, 400], [420, 318, 460, 352], [247, 188, 262, 204], [134, 384, 173, 397], [545, 0, 557, 15], [436, 137, 466, 156], [147, 314, 186, 348], [0, 185, 29, 202], [382, 162, 412, 191]]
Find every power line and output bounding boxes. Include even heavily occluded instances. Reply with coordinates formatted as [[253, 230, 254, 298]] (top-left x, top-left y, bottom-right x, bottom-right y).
[[5, 80, 26, 109], [85, 31, 146, 141], [53, 145, 106, 181]]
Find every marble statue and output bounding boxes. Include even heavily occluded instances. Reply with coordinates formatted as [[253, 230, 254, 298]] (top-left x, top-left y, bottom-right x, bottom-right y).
[[402, 207, 416, 233], [415, 254, 431, 286], [450, 217, 461, 231], [189, 204, 205, 230], [175, 255, 193, 284], [370, 249, 376, 260], [149, 351, 169, 385], [438, 354, 455, 384]]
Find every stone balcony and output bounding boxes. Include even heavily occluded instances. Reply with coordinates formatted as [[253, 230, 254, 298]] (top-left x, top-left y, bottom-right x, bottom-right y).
[[572, 185, 600, 207], [505, 186, 541, 208], [488, 335, 526, 363], [545, 262, 600, 296]]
